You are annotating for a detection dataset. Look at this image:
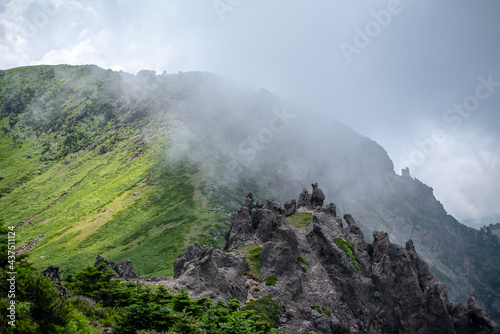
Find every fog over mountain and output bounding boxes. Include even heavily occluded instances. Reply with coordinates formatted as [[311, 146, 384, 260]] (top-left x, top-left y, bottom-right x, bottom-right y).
[[0, 0, 499, 224]]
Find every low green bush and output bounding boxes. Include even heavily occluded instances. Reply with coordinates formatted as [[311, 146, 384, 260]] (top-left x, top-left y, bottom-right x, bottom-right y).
[[266, 274, 278, 286]]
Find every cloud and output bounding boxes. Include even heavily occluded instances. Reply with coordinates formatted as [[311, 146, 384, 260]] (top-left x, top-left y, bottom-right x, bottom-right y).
[[400, 130, 500, 220], [0, 0, 499, 223]]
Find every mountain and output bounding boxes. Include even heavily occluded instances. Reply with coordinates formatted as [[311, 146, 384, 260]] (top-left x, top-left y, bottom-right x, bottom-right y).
[[0, 64, 499, 325], [162, 188, 495, 333]]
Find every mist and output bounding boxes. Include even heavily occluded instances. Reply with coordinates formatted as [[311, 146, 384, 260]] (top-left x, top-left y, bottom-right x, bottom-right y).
[[1, 0, 499, 224]]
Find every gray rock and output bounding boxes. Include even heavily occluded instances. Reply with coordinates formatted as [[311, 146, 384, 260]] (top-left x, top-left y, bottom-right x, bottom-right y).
[[172, 189, 496, 334], [284, 199, 297, 216], [173, 245, 249, 302], [94, 255, 140, 280], [43, 266, 68, 299], [319, 203, 336, 217], [310, 183, 325, 207], [297, 188, 311, 207]]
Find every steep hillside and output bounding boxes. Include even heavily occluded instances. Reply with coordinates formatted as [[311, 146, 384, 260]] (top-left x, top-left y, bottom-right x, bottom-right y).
[[0, 65, 499, 324], [0, 65, 231, 277]]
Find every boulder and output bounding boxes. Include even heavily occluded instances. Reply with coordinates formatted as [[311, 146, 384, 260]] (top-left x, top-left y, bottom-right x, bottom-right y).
[[94, 255, 140, 280], [174, 244, 249, 302]]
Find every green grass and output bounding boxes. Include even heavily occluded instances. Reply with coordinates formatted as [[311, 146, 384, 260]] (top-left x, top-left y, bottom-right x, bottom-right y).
[[310, 304, 331, 317], [297, 255, 309, 265], [234, 244, 263, 279], [0, 65, 231, 278], [266, 274, 277, 286], [333, 237, 359, 270], [286, 212, 312, 228]]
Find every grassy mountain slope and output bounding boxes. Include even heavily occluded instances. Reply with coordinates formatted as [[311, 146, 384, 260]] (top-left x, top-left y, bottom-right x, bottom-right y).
[[0, 65, 230, 277]]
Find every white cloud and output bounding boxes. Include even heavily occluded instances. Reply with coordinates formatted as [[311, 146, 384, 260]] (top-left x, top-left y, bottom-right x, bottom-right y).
[[0, 0, 499, 222], [409, 131, 499, 220]]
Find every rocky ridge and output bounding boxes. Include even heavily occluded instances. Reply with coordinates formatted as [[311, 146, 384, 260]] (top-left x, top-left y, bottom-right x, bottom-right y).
[[101, 184, 495, 334]]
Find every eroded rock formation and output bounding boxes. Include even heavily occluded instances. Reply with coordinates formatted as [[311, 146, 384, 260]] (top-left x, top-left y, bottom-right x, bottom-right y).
[[173, 183, 495, 334], [94, 255, 140, 280], [94, 183, 495, 334]]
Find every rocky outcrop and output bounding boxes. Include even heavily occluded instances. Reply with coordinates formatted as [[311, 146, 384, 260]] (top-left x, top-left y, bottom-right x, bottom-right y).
[[87, 184, 495, 333], [43, 265, 68, 299], [94, 255, 140, 280], [170, 184, 495, 334], [173, 244, 249, 302], [15, 233, 45, 255], [297, 188, 311, 207], [311, 182, 325, 207], [284, 199, 297, 216], [223, 196, 290, 251]]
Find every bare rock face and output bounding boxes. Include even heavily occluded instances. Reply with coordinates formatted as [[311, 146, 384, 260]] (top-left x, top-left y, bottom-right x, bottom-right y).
[[311, 182, 325, 207], [284, 199, 297, 216], [297, 188, 311, 207], [172, 183, 495, 334], [223, 196, 289, 251], [173, 245, 249, 302], [94, 255, 140, 280], [173, 241, 202, 277]]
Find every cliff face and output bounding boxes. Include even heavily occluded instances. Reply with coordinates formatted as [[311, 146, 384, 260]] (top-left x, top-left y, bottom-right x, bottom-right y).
[[172, 185, 495, 334], [340, 173, 500, 322]]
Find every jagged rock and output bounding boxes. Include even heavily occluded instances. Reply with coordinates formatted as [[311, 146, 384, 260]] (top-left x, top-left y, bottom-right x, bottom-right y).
[[43, 266, 68, 299], [171, 188, 495, 334], [224, 205, 255, 251], [467, 297, 495, 332], [94, 255, 140, 280], [173, 244, 249, 302], [15, 233, 45, 255], [174, 241, 202, 278], [264, 197, 286, 215], [297, 188, 310, 207], [319, 202, 336, 217], [284, 199, 297, 216], [310, 182, 325, 207], [224, 197, 287, 251], [242, 192, 254, 212]]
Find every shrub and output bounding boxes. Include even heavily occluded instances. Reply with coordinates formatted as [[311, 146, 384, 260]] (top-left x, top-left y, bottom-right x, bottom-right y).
[[266, 275, 278, 286], [298, 255, 309, 265], [242, 298, 282, 328], [333, 237, 359, 270]]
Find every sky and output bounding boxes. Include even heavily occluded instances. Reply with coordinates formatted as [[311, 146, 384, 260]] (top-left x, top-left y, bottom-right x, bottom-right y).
[[0, 0, 499, 224]]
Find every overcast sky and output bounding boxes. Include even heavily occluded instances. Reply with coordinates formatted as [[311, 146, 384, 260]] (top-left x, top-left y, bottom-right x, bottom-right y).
[[0, 0, 499, 224]]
